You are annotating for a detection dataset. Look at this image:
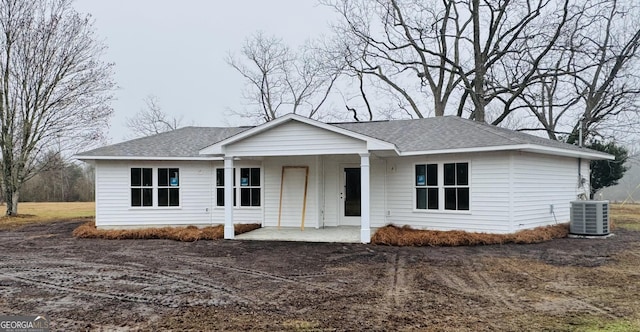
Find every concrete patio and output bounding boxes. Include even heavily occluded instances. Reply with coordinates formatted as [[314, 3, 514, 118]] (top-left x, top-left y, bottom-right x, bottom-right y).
[[235, 226, 372, 243]]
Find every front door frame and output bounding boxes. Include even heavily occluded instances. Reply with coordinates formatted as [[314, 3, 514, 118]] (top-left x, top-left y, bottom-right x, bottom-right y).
[[339, 164, 361, 226]]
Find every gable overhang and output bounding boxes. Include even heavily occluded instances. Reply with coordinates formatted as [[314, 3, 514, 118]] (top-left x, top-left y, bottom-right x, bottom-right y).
[[399, 144, 614, 160], [199, 113, 398, 156]]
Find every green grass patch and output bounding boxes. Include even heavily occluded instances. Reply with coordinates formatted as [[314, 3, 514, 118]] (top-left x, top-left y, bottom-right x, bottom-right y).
[[575, 317, 640, 332]]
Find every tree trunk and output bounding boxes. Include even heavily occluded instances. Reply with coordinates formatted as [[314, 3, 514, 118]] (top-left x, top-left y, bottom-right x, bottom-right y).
[[4, 189, 18, 216], [471, 0, 486, 123]]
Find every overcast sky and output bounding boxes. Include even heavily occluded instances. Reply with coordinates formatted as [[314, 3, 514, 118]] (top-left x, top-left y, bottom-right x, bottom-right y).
[[73, 0, 337, 143]]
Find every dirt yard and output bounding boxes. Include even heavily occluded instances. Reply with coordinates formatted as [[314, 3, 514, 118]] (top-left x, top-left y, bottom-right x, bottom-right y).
[[1, 216, 640, 331]]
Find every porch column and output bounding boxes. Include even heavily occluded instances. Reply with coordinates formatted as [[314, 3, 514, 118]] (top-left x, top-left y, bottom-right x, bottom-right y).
[[224, 156, 234, 239], [360, 153, 371, 243]]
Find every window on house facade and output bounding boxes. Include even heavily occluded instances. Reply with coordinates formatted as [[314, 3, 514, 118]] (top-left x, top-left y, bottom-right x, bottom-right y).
[[216, 168, 236, 207], [415, 164, 439, 210], [158, 168, 180, 206], [415, 162, 469, 211], [444, 163, 469, 210], [216, 167, 261, 207], [240, 167, 261, 207], [131, 168, 153, 207]]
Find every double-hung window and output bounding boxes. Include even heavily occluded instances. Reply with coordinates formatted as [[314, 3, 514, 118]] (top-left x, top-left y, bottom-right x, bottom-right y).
[[216, 167, 261, 207], [415, 162, 469, 211], [240, 168, 261, 207], [158, 168, 180, 206], [216, 168, 236, 207], [415, 164, 438, 210], [131, 168, 153, 207], [443, 163, 469, 210]]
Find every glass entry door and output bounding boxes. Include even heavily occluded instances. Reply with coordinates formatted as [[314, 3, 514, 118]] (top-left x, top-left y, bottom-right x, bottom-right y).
[[343, 167, 361, 217]]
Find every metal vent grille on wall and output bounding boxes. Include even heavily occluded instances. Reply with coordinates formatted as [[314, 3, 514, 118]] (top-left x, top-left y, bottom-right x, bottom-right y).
[[570, 201, 610, 236]]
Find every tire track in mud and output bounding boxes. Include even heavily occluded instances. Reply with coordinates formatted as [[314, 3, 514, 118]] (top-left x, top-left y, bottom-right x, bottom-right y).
[[212, 262, 343, 294], [384, 252, 408, 309], [153, 255, 343, 294], [497, 258, 618, 318], [429, 258, 524, 312], [0, 260, 249, 307], [430, 257, 618, 318]]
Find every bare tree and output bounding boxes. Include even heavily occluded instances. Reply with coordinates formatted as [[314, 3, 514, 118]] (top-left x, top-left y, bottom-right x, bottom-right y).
[[125, 95, 183, 137], [0, 0, 114, 215], [226, 31, 341, 122], [516, 0, 640, 142], [323, 0, 570, 123]]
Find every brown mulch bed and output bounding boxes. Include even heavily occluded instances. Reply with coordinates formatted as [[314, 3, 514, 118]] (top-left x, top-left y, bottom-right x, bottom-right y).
[[371, 223, 569, 246], [72, 222, 260, 242]]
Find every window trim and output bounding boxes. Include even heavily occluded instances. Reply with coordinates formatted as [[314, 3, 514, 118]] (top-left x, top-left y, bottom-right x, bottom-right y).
[[413, 161, 471, 213]]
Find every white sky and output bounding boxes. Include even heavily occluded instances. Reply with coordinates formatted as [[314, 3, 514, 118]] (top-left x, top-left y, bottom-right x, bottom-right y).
[[73, 0, 337, 143]]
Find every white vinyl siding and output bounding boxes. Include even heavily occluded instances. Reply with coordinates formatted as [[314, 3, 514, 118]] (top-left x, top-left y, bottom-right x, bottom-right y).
[[385, 153, 511, 233], [224, 121, 367, 157], [511, 152, 579, 230], [95, 160, 211, 228]]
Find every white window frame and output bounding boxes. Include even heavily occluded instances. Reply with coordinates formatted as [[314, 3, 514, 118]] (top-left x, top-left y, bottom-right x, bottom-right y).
[[413, 161, 471, 213], [157, 167, 181, 207]]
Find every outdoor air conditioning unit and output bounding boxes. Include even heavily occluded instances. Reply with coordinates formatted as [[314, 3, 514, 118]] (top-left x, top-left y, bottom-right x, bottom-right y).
[[570, 200, 610, 236]]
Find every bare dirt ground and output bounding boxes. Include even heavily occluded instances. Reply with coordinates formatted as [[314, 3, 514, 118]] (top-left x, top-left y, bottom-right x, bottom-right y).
[[1, 221, 639, 331]]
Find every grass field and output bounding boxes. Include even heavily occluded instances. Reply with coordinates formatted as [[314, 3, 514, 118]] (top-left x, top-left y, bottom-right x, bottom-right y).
[[0, 201, 94, 229]]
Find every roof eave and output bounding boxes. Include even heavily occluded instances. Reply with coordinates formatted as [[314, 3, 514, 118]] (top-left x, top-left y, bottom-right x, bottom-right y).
[[74, 155, 223, 161], [399, 144, 614, 160]]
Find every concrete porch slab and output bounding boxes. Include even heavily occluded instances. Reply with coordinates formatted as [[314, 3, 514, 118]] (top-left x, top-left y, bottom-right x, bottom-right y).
[[235, 226, 371, 243]]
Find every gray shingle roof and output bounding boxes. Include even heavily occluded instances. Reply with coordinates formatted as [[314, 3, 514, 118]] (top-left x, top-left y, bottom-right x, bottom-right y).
[[76, 116, 606, 159], [77, 127, 249, 158], [332, 116, 593, 154]]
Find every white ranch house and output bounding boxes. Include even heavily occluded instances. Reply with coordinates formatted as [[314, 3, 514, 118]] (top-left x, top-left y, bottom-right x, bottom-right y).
[[76, 114, 612, 243]]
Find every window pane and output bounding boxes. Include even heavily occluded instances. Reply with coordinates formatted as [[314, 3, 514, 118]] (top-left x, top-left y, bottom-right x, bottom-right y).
[[169, 188, 179, 206], [416, 188, 427, 209], [131, 168, 141, 186], [250, 168, 260, 186], [415, 165, 426, 186], [142, 188, 153, 206], [251, 188, 260, 206], [444, 163, 455, 186], [240, 168, 249, 186], [131, 188, 141, 206], [428, 188, 439, 210], [216, 188, 224, 206], [216, 169, 224, 186], [169, 168, 179, 186], [158, 188, 168, 206], [444, 188, 456, 210], [240, 188, 250, 206], [458, 188, 469, 210], [142, 168, 153, 187], [158, 168, 168, 186], [426, 164, 438, 186], [457, 163, 469, 185]]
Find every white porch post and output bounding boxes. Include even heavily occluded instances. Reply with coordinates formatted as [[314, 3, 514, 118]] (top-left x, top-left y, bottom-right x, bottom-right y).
[[360, 153, 371, 243], [224, 156, 234, 239]]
